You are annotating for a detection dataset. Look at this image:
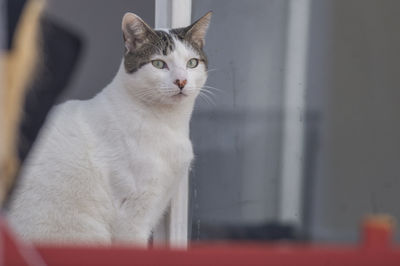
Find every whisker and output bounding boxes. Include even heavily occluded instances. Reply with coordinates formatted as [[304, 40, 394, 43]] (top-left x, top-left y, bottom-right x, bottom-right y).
[[132, 90, 157, 102], [199, 88, 215, 97], [185, 85, 222, 92], [198, 90, 216, 106], [196, 93, 210, 105], [206, 68, 219, 73], [202, 85, 223, 92], [159, 86, 176, 89], [160, 89, 178, 93]]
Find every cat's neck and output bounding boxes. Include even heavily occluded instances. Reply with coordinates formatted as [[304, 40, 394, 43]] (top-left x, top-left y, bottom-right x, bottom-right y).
[[102, 65, 195, 136]]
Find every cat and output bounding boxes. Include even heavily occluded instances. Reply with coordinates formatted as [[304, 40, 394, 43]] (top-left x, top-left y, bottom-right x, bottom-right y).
[[7, 11, 212, 245]]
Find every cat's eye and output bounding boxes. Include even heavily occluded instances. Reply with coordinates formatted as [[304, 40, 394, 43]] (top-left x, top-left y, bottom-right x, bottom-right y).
[[187, 58, 199, 68], [151, 60, 167, 69]]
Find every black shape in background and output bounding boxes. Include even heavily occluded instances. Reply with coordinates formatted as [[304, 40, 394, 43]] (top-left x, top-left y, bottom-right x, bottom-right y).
[[3, 14, 83, 208], [18, 16, 83, 162], [192, 222, 297, 242], [6, 0, 27, 50]]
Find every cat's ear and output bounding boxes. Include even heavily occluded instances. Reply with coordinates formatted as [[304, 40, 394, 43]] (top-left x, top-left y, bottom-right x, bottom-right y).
[[122, 13, 157, 53], [184, 11, 212, 49]]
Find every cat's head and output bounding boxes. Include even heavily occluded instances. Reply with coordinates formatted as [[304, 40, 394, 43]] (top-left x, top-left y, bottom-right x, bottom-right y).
[[120, 12, 212, 106]]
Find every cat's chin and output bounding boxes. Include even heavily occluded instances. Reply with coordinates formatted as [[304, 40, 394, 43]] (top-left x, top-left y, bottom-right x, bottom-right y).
[[156, 93, 194, 106]]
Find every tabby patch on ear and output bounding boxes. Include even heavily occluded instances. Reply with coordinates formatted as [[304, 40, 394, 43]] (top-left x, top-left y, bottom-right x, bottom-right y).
[[122, 13, 158, 53], [183, 11, 212, 49]]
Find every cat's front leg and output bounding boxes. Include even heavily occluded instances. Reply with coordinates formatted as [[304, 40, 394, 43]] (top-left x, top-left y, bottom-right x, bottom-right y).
[[111, 216, 151, 246], [110, 192, 162, 246]]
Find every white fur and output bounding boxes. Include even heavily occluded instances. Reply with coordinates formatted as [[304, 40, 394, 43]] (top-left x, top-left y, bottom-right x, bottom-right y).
[[7, 37, 207, 245]]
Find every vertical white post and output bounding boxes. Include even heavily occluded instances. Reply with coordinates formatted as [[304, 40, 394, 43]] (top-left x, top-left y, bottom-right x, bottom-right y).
[[279, 0, 311, 227], [154, 0, 192, 248], [155, 0, 171, 30], [171, 0, 192, 28]]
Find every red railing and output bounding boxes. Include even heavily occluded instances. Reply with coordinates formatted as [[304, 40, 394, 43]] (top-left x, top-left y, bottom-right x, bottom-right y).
[[2, 216, 400, 266]]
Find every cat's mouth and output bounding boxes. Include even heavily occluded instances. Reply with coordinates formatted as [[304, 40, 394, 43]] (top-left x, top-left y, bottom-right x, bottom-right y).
[[173, 92, 188, 98]]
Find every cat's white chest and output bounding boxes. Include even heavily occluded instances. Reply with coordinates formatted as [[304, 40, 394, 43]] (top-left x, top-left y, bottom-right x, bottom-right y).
[[105, 121, 193, 212], [135, 126, 193, 185]]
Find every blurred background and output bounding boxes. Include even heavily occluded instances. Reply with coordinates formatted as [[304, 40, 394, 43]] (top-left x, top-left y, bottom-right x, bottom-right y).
[[17, 0, 400, 243]]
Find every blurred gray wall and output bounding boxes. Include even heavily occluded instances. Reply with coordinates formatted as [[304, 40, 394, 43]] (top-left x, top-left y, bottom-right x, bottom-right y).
[[45, 0, 154, 101], [308, 0, 400, 242]]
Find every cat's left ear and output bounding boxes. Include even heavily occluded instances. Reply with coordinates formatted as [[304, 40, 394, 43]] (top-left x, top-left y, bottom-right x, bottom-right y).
[[184, 11, 212, 49], [122, 12, 157, 53]]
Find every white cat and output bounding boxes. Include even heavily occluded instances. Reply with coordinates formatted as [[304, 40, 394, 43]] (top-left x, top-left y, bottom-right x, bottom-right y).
[[7, 11, 212, 245]]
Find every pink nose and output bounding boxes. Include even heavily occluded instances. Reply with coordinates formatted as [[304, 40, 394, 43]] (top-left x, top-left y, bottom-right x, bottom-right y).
[[174, 79, 187, 89]]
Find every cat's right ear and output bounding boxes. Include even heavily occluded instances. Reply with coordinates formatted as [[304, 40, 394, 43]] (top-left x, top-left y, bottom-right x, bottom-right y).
[[122, 13, 157, 54]]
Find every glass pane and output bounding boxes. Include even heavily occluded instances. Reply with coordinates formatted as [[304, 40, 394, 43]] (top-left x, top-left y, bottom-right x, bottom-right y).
[[307, 0, 400, 243], [190, 0, 290, 241], [191, 0, 400, 243]]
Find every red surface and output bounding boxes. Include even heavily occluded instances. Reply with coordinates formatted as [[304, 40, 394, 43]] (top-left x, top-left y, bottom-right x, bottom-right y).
[[35, 244, 400, 266], [2, 218, 400, 266]]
